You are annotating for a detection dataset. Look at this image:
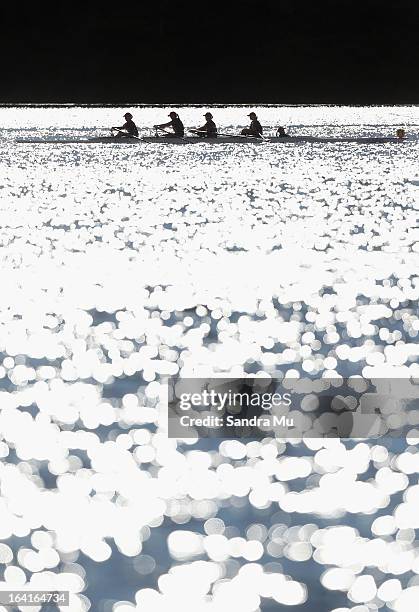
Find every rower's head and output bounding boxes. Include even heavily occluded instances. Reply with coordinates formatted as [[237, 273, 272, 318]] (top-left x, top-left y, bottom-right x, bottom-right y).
[[169, 111, 178, 119], [124, 112, 133, 120], [396, 128, 406, 139], [204, 112, 213, 119], [248, 112, 257, 120]]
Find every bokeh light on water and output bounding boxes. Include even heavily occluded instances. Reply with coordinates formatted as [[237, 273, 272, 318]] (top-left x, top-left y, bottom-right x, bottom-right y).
[[0, 106, 418, 610]]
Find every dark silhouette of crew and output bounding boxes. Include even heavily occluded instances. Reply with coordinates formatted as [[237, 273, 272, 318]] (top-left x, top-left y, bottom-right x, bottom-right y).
[[191, 112, 218, 137], [276, 126, 289, 137], [241, 112, 263, 138], [154, 112, 185, 137], [111, 112, 139, 137]]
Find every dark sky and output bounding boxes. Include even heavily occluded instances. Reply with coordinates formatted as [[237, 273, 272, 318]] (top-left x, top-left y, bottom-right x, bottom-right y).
[[2, 0, 418, 103]]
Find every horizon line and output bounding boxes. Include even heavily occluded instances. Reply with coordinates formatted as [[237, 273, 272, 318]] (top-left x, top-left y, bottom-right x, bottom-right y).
[[0, 103, 418, 108]]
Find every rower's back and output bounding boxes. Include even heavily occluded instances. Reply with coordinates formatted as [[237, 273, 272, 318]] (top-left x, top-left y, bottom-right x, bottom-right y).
[[251, 118, 263, 136], [172, 116, 184, 136], [124, 119, 139, 137], [206, 119, 217, 136]]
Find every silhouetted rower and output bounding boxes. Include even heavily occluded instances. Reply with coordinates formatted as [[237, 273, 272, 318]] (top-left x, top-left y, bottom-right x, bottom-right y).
[[112, 112, 138, 137], [191, 112, 217, 137], [241, 112, 263, 137], [154, 112, 185, 137]]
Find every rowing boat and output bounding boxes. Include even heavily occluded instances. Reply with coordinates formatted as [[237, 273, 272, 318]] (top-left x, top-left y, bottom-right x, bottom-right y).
[[144, 136, 406, 144], [16, 135, 407, 145]]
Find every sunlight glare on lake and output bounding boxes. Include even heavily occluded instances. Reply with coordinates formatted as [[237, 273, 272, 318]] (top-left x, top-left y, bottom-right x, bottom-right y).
[[0, 105, 418, 610]]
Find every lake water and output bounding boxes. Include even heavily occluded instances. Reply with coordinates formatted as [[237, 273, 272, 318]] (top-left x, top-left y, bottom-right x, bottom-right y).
[[0, 106, 418, 611]]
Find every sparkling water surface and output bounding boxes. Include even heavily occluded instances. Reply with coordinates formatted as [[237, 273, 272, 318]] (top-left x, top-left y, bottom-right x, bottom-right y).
[[0, 106, 418, 611]]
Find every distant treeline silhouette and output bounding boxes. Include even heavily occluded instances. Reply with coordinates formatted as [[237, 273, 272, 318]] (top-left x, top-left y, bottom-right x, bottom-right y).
[[2, 0, 418, 103]]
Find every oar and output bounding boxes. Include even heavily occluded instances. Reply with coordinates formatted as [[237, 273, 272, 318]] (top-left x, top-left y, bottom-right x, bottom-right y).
[[111, 128, 141, 140], [242, 133, 267, 140], [213, 128, 268, 140], [188, 128, 267, 140], [188, 129, 220, 137], [154, 126, 183, 137], [251, 130, 268, 141], [221, 132, 268, 141]]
